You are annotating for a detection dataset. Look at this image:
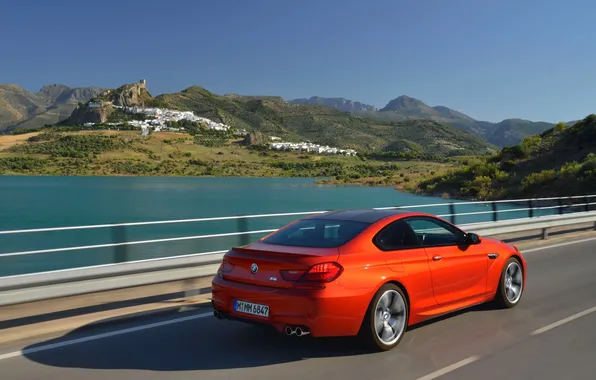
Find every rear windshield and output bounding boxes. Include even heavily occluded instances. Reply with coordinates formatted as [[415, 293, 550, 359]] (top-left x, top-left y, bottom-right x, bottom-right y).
[[262, 219, 371, 248]]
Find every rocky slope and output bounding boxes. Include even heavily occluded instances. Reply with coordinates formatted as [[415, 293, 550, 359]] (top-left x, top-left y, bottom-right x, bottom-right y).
[[64, 80, 153, 125], [0, 84, 103, 133]]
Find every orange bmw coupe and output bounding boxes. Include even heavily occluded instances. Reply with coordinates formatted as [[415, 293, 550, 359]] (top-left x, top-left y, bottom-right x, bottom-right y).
[[211, 209, 527, 351]]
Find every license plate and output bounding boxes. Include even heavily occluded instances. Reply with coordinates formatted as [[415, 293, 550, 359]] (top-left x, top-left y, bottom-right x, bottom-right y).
[[234, 300, 270, 317]]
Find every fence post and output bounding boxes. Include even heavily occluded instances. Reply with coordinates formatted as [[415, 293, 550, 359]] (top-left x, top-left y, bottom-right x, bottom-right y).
[[449, 203, 456, 225], [528, 199, 534, 218], [237, 215, 249, 246], [492, 202, 498, 222], [111, 225, 128, 263], [586, 196, 590, 212], [558, 197, 564, 215]]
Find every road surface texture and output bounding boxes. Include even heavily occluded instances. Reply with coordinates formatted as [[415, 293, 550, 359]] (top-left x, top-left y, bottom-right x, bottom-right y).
[[1, 238, 596, 380]]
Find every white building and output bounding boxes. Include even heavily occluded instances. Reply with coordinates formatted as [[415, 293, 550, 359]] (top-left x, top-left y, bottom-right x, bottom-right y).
[[113, 105, 232, 132], [268, 141, 357, 156]]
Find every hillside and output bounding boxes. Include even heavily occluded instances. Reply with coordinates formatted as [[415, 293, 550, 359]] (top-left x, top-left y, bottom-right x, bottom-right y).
[[415, 115, 596, 200], [0, 130, 451, 188], [487, 118, 555, 147], [0, 84, 103, 133], [290, 96, 377, 112], [297, 95, 556, 147], [1, 81, 558, 148], [144, 86, 494, 156]]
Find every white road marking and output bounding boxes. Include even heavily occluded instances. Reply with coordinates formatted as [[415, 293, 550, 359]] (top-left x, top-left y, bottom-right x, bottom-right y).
[[522, 236, 596, 253], [415, 356, 480, 380], [0, 312, 212, 362], [531, 306, 596, 336]]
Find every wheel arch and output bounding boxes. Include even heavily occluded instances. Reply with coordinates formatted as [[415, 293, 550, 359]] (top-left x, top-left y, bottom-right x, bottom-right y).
[[383, 280, 411, 310], [508, 253, 523, 266], [358, 278, 411, 333], [505, 253, 526, 288]]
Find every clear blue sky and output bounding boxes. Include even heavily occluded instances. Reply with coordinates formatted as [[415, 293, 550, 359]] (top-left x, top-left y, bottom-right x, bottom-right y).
[[1, 0, 594, 122]]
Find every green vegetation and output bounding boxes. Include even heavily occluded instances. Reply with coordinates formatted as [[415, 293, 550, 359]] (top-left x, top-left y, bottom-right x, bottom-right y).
[[9, 133, 128, 158], [0, 130, 450, 186], [106, 108, 151, 123], [416, 114, 596, 200]]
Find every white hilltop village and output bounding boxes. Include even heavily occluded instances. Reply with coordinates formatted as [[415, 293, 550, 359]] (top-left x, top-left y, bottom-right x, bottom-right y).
[[82, 103, 357, 156]]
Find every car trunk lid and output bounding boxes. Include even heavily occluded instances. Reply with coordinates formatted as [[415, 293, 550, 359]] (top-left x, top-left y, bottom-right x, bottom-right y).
[[220, 242, 339, 289]]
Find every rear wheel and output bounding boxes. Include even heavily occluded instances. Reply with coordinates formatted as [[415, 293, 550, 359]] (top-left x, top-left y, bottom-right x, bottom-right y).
[[494, 257, 524, 308], [359, 283, 409, 351]]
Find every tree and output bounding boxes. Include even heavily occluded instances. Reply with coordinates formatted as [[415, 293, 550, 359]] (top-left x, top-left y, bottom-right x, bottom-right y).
[[554, 122, 567, 132]]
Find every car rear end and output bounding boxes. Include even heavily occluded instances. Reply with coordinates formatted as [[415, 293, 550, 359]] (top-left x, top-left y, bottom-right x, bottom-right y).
[[211, 217, 372, 337]]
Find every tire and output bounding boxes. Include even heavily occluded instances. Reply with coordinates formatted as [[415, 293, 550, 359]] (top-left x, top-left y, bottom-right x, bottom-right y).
[[359, 283, 409, 351], [494, 257, 524, 309]]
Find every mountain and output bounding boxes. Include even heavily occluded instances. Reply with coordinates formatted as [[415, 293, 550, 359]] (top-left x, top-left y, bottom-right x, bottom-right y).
[[289, 96, 377, 112], [0, 84, 103, 133], [299, 94, 555, 147], [380, 95, 439, 114], [487, 118, 555, 147], [156, 86, 495, 156], [49, 82, 495, 157], [416, 116, 596, 200]]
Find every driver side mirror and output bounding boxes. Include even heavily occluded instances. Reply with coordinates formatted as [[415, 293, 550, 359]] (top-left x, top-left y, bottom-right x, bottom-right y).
[[465, 232, 482, 245]]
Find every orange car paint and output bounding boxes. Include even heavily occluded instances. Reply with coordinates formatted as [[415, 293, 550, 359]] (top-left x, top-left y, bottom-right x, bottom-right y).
[[211, 211, 527, 337]]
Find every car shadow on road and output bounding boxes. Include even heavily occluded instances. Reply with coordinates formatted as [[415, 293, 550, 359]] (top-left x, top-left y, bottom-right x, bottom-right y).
[[21, 301, 502, 372], [21, 314, 372, 371]]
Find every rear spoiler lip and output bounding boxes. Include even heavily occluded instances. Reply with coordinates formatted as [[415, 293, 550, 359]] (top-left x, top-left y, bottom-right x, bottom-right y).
[[228, 245, 338, 259]]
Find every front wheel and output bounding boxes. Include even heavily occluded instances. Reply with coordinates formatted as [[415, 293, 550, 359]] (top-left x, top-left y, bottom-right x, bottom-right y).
[[494, 257, 524, 308], [359, 283, 409, 351]]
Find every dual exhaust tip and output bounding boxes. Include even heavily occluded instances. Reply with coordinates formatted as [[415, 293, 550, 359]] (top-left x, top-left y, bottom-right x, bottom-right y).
[[285, 325, 310, 337], [213, 310, 225, 319], [214, 310, 309, 337]]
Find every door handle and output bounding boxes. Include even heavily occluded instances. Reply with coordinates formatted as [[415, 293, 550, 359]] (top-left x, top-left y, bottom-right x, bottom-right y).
[[432, 255, 443, 261], [488, 253, 499, 259]]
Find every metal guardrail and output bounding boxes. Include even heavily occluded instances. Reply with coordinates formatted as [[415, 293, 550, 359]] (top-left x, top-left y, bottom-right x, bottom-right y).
[[2, 201, 596, 306], [1, 195, 596, 273], [2, 195, 596, 266]]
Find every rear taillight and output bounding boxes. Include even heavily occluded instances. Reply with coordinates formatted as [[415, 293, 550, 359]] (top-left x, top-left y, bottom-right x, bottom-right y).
[[280, 262, 343, 283], [217, 258, 235, 278]]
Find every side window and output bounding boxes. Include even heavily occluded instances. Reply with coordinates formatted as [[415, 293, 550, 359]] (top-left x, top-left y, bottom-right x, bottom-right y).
[[405, 217, 465, 247], [374, 220, 422, 251]]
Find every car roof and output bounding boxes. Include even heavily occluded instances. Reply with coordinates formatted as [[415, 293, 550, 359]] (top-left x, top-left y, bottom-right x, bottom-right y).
[[307, 209, 417, 224]]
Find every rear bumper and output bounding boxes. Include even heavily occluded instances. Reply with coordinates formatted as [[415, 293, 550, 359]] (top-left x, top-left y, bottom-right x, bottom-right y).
[[211, 275, 370, 337]]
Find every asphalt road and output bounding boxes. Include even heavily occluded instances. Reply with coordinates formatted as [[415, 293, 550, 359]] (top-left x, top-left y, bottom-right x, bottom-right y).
[[2, 238, 596, 380]]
